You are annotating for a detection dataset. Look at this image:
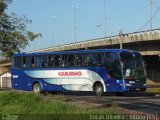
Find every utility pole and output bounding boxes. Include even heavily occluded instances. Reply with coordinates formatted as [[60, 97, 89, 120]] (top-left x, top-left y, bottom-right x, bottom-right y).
[[51, 16, 56, 47], [104, 0, 107, 37], [150, 0, 152, 31], [72, 6, 78, 43], [119, 30, 123, 49]]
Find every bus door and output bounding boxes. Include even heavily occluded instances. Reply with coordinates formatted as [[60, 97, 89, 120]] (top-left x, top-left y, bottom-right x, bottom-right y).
[[12, 56, 30, 90], [105, 52, 123, 92], [22, 56, 35, 90], [12, 69, 23, 90]]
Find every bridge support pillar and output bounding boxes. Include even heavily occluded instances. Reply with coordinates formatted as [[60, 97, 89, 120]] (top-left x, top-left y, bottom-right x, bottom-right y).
[[143, 55, 160, 83]]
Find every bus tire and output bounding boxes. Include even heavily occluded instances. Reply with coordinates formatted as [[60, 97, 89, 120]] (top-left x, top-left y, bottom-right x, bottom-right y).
[[33, 83, 42, 94], [93, 82, 104, 96]]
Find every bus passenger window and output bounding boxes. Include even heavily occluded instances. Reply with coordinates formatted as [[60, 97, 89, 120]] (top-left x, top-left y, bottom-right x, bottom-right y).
[[105, 52, 122, 79], [84, 54, 91, 66], [97, 53, 105, 66], [48, 56, 55, 67], [55, 55, 61, 67], [23, 57, 27, 68], [68, 55, 75, 66], [14, 57, 23, 68], [61, 55, 68, 67], [91, 53, 97, 66], [35, 56, 47, 68], [31, 57, 35, 68], [76, 55, 82, 66], [40, 60, 45, 67], [23, 57, 33, 68], [60, 57, 65, 67], [40, 57, 47, 67]]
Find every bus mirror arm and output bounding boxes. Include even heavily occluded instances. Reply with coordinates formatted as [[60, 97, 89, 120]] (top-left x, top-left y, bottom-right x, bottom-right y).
[[143, 61, 147, 68]]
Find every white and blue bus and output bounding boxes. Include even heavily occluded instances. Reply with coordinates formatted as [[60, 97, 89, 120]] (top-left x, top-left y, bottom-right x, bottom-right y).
[[11, 49, 147, 96]]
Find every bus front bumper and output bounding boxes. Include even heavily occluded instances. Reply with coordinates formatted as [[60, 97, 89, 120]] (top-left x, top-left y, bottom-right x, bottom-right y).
[[124, 83, 147, 92]]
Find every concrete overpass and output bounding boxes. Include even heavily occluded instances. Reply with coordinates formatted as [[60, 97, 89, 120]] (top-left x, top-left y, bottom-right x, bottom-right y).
[[33, 29, 160, 56], [0, 29, 160, 83]]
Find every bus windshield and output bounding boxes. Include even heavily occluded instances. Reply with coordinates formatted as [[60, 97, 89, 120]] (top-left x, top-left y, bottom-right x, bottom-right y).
[[120, 52, 146, 80]]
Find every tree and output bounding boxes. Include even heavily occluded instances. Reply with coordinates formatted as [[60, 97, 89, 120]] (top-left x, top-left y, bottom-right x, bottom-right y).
[[0, 0, 41, 58]]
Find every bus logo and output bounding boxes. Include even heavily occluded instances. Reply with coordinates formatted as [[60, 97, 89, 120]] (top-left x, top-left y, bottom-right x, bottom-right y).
[[58, 71, 82, 76]]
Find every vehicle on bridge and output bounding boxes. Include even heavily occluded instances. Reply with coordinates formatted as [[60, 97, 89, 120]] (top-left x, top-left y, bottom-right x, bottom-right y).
[[11, 49, 147, 96]]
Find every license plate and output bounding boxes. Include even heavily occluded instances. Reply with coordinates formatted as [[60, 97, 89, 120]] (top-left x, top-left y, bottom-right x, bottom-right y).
[[136, 88, 140, 90]]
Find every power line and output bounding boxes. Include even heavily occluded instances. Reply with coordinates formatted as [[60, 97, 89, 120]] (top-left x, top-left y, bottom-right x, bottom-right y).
[[107, 4, 148, 20], [136, 4, 160, 32], [152, 1, 160, 9], [152, 0, 160, 29], [50, 2, 155, 42], [77, 4, 148, 29]]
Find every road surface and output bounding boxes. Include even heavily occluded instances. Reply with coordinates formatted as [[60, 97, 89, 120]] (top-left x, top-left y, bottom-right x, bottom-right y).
[[61, 92, 160, 115]]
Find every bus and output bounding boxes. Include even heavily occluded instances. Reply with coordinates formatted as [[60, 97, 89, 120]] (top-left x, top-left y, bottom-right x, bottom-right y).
[[11, 49, 147, 96]]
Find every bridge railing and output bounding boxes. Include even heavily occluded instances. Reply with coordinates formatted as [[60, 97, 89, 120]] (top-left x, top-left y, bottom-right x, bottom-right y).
[[30, 29, 160, 53]]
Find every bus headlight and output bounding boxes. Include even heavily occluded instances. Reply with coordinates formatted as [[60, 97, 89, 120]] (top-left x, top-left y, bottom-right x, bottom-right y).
[[129, 81, 135, 84], [125, 83, 131, 86]]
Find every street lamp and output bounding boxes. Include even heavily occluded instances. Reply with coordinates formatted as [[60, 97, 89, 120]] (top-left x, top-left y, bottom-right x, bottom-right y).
[[96, 24, 102, 27], [72, 6, 78, 43], [50, 16, 56, 47]]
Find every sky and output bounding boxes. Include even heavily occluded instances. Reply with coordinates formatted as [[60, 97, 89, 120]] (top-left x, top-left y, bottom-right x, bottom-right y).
[[6, 0, 160, 52]]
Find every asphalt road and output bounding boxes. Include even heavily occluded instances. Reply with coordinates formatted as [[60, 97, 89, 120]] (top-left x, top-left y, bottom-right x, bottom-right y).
[[63, 92, 160, 115]]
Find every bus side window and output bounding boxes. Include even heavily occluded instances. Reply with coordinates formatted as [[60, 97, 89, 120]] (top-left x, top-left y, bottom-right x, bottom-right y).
[[23, 57, 32, 68], [35, 56, 47, 68], [68, 54, 75, 66], [84, 54, 92, 66], [55, 55, 61, 67], [14, 57, 23, 68], [60, 56, 64, 67], [76, 54, 83, 66], [97, 53, 105, 66], [31, 57, 35, 68], [105, 52, 122, 79], [60, 54, 74, 67], [48, 55, 55, 67], [40, 57, 47, 67], [23, 57, 26, 68]]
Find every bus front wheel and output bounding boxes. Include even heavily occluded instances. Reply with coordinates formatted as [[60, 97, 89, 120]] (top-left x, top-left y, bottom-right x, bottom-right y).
[[33, 83, 42, 94], [93, 83, 104, 96]]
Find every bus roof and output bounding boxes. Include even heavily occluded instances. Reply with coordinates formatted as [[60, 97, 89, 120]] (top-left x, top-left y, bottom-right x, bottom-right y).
[[14, 49, 139, 57]]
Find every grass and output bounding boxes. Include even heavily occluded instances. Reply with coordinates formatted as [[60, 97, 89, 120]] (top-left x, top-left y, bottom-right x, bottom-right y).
[[146, 88, 160, 93], [0, 91, 78, 114], [0, 91, 120, 120]]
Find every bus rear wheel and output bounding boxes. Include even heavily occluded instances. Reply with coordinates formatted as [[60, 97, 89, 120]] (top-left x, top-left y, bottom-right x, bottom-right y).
[[94, 83, 104, 96], [33, 83, 42, 94]]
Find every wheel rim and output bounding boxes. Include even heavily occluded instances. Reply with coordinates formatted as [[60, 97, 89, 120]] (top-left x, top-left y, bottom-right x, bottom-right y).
[[95, 84, 103, 96], [33, 84, 41, 94], [96, 86, 102, 94]]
